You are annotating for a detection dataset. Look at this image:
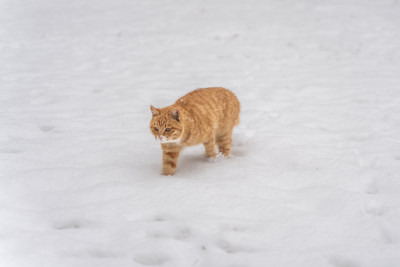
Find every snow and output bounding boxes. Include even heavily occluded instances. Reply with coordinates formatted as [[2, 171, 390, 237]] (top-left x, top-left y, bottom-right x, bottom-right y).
[[1, 0, 400, 266]]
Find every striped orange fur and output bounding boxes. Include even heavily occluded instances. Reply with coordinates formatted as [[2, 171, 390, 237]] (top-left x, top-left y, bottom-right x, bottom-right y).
[[150, 87, 240, 175]]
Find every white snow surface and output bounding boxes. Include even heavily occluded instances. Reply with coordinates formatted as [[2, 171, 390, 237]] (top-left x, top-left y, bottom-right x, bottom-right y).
[[1, 0, 400, 266]]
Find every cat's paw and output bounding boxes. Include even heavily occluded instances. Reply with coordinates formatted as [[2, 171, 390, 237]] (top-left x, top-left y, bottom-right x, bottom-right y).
[[162, 170, 176, 176], [204, 151, 217, 158], [205, 152, 224, 162]]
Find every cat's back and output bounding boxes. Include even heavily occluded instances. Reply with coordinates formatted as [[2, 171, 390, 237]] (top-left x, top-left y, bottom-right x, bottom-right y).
[[176, 87, 240, 126], [176, 87, 239, 107]]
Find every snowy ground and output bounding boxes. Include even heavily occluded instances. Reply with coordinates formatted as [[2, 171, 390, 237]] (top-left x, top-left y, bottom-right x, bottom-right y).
[[1, 0, 400, 266]]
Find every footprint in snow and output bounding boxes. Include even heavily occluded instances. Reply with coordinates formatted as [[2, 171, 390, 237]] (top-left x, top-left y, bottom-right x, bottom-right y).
[[53, 220, 82, 230], [152, 213, 174, 222], [218, 239, 257, 254], [148, 226, 192, 241], [329, 256, 360, 267], [133, 254, 169, 266], [61, 248, 117, 259], [38, 124, 54, 132], [365, 176, 378, 195], [219, 223, 252, 233], [173, 226, 192, 240], [87, 249, 118, 259], [0, 147, 22, 154], [365, 199, 385, 216]]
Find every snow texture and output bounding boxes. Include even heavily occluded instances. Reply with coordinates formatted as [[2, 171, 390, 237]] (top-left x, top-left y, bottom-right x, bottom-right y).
[[1, 0, 400, 266]]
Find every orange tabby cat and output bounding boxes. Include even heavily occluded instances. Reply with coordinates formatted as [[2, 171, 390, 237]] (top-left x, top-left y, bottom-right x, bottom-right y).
[[150, 87, 240, 175]]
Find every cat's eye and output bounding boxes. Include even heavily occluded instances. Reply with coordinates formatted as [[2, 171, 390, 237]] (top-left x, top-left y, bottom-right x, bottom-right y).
[[165, 128, 171, 132], [154, 127, 159, 132]]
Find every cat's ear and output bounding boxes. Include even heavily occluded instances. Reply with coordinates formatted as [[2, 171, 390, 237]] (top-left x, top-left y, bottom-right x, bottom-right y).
[[150, 105, 159, 117], [170, 108, 180, 121]]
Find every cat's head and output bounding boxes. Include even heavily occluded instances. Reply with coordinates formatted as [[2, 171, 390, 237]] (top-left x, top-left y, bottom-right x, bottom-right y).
[[150, 105, 183, 143]]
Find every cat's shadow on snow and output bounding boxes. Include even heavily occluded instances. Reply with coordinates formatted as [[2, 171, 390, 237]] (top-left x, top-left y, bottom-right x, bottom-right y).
[[174, 153, 208, 176], [172, 151, 239, 177]]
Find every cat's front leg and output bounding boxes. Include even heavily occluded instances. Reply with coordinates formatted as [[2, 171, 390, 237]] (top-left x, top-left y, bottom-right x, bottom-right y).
[[161, 149, 180, 175]]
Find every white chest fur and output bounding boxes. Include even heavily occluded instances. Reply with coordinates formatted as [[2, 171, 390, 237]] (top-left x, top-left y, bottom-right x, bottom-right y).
[[159, 136, 181, 144]]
